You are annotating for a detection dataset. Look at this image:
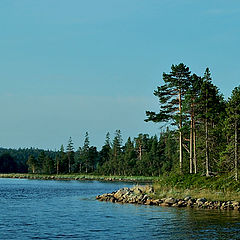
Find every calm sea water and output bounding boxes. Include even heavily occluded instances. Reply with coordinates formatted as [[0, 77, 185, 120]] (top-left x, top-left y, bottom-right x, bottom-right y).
[[0, 178, 240, 240]]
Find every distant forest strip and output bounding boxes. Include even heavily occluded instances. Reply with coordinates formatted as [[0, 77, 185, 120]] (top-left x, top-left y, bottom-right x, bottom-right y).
[[0, 63, 240, 180], [0, 173, 157, 182]]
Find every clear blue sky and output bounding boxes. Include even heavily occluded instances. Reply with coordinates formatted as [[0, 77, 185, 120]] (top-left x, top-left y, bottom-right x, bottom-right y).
[[0, 0, 239, 150]]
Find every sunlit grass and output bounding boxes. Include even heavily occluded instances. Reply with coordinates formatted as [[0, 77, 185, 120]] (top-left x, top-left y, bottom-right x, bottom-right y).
[[153, 173, 240, 201], [153, 185, 240, 201]]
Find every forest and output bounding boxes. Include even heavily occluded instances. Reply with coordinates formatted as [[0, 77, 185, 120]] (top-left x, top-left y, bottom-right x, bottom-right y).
[[1, 63, 239, 180]]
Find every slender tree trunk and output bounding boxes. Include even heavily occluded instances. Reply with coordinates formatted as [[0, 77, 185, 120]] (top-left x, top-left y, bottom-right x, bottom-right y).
[[235, 118, 238, 181], [179, 89, 183, 173], [189, 111, 193, 174], [56, 159, 59, 175], [68, 156, 71, 174], [139, 144, 142, 160], [205, 86, 210, 177], [193, 120, 197, 174], [205, 118, 210, 176]]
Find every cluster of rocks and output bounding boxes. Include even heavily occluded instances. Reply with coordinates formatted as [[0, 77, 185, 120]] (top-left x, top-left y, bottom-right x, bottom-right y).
[[96, 185, 240, 211]]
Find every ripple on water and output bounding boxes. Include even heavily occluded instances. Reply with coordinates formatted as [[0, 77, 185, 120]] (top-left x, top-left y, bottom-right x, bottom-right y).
[[0, 178, 240, 240]]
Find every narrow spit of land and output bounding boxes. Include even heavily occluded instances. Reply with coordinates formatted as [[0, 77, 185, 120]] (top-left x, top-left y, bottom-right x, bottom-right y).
[[0, 173, 156, 183], [96, 185, 240, 211], [95, 173, 240, 208]]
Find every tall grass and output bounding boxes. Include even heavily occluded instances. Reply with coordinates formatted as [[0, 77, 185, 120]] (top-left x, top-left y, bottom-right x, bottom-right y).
[[153, 173, 240, 201]]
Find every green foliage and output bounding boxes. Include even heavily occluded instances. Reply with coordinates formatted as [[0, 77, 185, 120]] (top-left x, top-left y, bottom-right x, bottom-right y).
[[156, 172, 240, 192], [0, 153, 17, 173], [1, 64, 240, 184]]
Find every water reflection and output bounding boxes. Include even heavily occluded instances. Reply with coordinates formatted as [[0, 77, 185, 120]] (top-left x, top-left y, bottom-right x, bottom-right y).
[[0, 178, 239, 240]]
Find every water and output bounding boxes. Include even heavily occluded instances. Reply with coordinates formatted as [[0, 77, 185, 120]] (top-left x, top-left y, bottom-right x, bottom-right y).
[[0, 178, 240, 240]]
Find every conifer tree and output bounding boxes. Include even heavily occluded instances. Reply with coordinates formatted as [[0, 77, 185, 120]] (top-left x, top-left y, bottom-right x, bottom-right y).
[[82, 132, 90, 173], [184, 73, 203, 173], [196, 68, 225, 176], [27, 155, 37, 173], [146, 63, 191, 173], [224, 86, 240, 180], [111, 130, 122, 175], [66, 137, 74, 173], [99, 132, 111, 167]]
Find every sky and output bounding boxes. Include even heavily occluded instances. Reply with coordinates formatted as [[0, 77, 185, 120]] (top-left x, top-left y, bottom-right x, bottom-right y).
[[0, 0, 240, 150]]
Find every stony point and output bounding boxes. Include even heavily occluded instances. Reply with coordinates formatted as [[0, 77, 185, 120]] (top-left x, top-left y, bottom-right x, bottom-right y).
[[96, 185, 240, 211]]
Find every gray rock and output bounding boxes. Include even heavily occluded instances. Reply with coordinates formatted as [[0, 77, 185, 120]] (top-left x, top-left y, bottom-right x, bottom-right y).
[[196, 198, 207, 205], [164, 197, 177, 205], [184, 196, 191, 201]]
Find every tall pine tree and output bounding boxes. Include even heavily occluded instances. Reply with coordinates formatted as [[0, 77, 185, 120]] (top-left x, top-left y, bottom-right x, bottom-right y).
[[146, 63, 191, 173]]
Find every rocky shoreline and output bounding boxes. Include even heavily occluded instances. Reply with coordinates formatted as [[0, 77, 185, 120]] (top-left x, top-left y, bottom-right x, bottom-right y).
[[96, 185, 240, 211]]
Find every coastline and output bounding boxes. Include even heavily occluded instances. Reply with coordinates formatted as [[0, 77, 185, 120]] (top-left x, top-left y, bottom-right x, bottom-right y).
[[0, 173, 156, 183], [2, 173, 240, 208], [96, 185, 240, 211]]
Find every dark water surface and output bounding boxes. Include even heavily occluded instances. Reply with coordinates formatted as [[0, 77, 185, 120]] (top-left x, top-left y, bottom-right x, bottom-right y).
[[0, 178, 240, 240]]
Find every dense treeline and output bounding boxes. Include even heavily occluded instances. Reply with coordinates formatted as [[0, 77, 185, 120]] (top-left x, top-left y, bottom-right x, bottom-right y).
[[145, 63, 240, 180], [0, 63, 239, 179], [0, 148, 57, 173]]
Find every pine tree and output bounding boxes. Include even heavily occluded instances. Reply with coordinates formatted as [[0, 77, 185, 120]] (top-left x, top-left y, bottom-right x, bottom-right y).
[[224, 86, 240, 180], [82, 132, 90, 173], [184, 73, 203, 173], [27, 155, 37, 173], [66, 137, 74, 173], [99, 132, 111, 167], [122, 137, 137, 175], [196, 68, 225, 176], [111, 130, 123, 175], [146, 63, 191, 173]]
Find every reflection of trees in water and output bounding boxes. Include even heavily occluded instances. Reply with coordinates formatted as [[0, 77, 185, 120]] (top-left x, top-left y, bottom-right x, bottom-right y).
[[172, 208, 240, 239]]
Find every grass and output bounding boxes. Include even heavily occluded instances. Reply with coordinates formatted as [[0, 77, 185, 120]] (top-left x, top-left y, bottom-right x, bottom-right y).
[[153, 173, 240, 201]]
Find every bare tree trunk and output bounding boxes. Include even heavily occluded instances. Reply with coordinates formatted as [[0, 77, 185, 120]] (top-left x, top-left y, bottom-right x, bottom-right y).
[[68, 156, 71, 174], [56, 159, 59, 175], [189, 112, 193, 173], [193, 121, 197, 174], [139, 144, 142, 160], [205, 118, 210, 176], [235, 118, 238, 181], [179, 89, 183, 173]]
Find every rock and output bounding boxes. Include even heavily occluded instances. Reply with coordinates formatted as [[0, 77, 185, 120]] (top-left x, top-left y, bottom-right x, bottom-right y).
[[177, 200, 187, 207], [160, 202, 170, 207], [164, 197, 177, 205], [113, 187, 130, 199], [196, 198, 207, 205], [187, 199, 194, 206], [232, 201, 239, 207], [184, 196, 191, 201], [144, 186, 154, 194], [109, 197, 116, 203], [234, 206, 240, 211], [132, 186, 142, 195], [145, 199, 153, 205], [96, 185, 240, 212], [152, 199, 161, 205]]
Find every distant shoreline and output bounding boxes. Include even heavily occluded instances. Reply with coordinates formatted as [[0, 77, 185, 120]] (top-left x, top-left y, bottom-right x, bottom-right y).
[[0, 173, 156, 183]]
